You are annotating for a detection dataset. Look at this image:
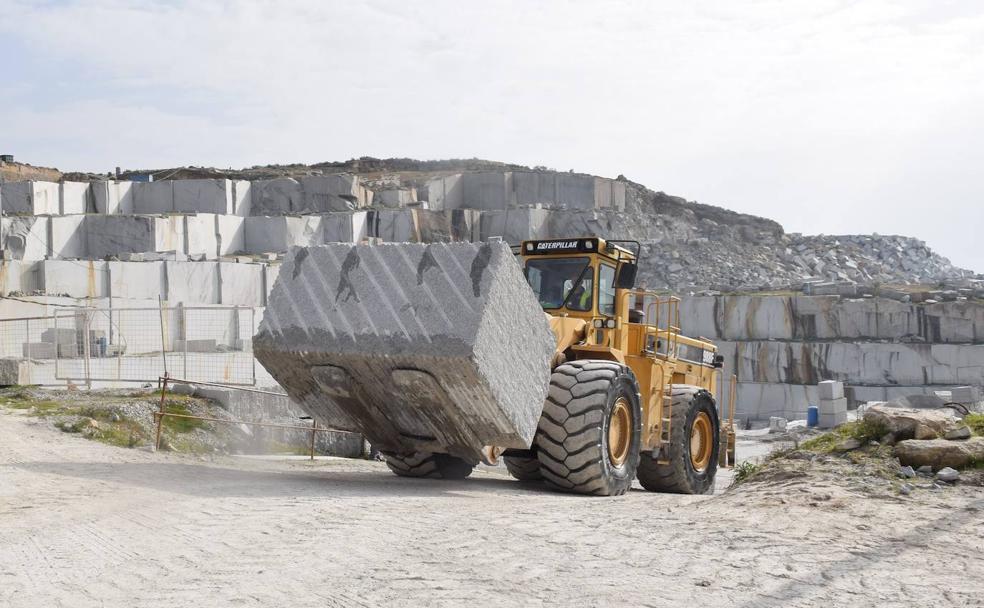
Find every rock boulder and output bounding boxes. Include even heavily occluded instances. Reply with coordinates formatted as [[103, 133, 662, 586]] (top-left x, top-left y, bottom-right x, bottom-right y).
[[863, 405, 961, 441], [894, 437, 984, 469]]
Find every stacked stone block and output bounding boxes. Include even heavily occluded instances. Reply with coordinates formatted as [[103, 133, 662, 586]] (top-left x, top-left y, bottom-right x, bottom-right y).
[[818, 381, 847, 428]]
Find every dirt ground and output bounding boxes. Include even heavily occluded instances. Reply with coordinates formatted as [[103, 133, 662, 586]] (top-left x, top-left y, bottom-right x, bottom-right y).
[[2, 410, 983, 608]]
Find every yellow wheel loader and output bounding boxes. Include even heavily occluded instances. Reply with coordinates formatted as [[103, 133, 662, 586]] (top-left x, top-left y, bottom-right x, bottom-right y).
[[254, 237, 736, 496]]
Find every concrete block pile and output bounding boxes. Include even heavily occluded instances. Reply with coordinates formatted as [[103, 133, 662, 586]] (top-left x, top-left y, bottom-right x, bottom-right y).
[[817, 381, 847, 429]]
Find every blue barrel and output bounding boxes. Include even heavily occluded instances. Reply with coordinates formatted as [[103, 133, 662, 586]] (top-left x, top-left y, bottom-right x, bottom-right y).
[[807, 405, 819, 427]]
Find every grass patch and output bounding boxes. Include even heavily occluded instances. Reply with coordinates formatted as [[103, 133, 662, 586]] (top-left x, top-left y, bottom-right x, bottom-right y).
[[800, 419, 889, 454], [730, 461, 761, 488], [965, 414, 984, 437], [55, 415, 147, 448], [162, 402, 207, 434]]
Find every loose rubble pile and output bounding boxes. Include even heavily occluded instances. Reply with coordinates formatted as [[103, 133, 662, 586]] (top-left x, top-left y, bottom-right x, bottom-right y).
[[623, 198, 975, 292], [860, 403, 984, 483]]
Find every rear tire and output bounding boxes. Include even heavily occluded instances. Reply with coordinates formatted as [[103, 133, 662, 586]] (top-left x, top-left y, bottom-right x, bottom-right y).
[[535, 360, 642, 496], [503, 456, 542, 481], [637, 386, 719, 494], [385, 452, 475, 480]]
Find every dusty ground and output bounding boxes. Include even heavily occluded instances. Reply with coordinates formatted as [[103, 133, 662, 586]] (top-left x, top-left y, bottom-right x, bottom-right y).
[[2, 409, 983, 607]]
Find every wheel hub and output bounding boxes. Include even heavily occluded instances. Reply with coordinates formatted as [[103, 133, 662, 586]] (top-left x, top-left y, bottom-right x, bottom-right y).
[[608, 397, 631, 467], [690, 411, 713, 473]]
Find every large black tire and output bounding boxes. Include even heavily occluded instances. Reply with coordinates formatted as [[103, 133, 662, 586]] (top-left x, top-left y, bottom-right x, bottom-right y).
[[503, 455, 542, 481], [385, 452, 475, 480], [535, 360, 642, 496], [637, 386, 719, 495]]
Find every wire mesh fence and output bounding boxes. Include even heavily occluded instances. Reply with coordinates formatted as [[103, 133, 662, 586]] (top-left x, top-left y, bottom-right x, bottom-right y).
[[0, 305, 258, 386]]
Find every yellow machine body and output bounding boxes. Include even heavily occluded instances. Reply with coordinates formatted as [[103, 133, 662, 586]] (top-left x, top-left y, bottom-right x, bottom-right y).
[[518, 237, 735, 463]]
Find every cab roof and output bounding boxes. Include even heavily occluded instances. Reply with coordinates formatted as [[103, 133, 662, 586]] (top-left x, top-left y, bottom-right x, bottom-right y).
[[518, 237, 637, 263]]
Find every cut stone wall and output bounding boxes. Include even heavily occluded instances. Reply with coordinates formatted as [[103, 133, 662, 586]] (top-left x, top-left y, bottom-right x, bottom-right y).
[[677, 294, 984, 420], [679, 295, 984, 344]]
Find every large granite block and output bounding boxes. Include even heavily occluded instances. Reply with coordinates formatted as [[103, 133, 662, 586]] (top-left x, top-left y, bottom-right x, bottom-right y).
[[0, 260, 24, 296], [108, 261, 164, 299], [250, 178, 302, 214], [216, 215, 245, 255], [479, 208, 551, 243], [818, 380, 844, 400], [0, 181, 60, 215], [414, 209, 452, 242], [91, 180, 135, 214], [165, 261, 219, 304], [2, 216, 50, 260], [299, 174, 365, 212], [232, 180, 252, 216], [375, 187, 416, 208], [462, 172, 509, 210], [244, 216, 324, 253], [819, 397, 847, 415], [370, 209, 416, 242], [173, 179, 233, 214], [39, 260, 109, 298], [132, 181, 174, 214], [254, 242, 556, 461], [153, 216, 186, 252], [424, 174, 463, 211], [317, 211, 371, 245], [49, 215, 87, 259], [219, 262, 264, 307], [85, 216, 155, 258], [60, 182, 91, 214], [184, 214, 219, 258], [555, 174, 597, 210]]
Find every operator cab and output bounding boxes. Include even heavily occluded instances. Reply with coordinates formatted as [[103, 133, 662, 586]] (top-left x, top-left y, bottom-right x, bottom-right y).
[[518, 237, 639, 319]]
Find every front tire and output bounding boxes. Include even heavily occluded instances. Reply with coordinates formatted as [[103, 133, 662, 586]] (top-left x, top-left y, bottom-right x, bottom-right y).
[[535, 360, 642, 496], [637, 386, 719, 494], [385, 452, 475, 480]]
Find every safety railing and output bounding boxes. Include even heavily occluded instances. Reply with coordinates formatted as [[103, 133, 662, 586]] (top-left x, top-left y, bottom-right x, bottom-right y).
[[151, 374, 357, 459]]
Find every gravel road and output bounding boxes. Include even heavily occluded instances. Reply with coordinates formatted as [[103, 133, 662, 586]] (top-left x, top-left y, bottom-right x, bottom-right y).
[[1, 411, 982, 607]]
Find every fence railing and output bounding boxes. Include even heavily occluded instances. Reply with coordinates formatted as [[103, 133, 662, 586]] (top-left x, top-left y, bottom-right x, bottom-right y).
[[0, 305, 259, 386]]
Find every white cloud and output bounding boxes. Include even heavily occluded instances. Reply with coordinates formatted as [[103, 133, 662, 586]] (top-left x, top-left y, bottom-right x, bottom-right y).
[[1, 0, 982, 270]]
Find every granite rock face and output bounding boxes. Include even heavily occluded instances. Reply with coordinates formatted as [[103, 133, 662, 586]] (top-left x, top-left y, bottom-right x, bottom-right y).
[[254, 241, 556, 461]]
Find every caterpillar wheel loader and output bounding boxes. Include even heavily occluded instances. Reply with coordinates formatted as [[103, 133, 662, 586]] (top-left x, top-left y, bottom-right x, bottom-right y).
[[254, 237, 737, 497]]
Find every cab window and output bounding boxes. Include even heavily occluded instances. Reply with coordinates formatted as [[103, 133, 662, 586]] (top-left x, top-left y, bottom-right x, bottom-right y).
[[599, 264, 616, 316], [525, 257, 594, 311]]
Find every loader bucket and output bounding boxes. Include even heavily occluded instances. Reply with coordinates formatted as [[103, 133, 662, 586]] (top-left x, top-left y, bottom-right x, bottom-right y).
[[253, 241, 556, 462]]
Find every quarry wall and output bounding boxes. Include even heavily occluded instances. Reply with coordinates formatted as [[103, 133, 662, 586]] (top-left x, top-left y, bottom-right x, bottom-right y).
[[0, 171, 980, 422]]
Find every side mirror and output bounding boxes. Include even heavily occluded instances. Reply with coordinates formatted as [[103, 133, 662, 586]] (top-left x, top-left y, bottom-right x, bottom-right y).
[[616, 263, 637, 289], [713, 354, 725, 369]]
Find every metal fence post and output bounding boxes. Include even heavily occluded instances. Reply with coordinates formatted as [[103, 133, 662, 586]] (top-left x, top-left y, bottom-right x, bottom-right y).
[[82, 309, 92, 389], [182, 306, 188, 381], [251, 308, 256, 386]]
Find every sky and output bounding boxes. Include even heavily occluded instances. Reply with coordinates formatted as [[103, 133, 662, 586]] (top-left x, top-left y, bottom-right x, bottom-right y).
[[1, 0, 982, 272]]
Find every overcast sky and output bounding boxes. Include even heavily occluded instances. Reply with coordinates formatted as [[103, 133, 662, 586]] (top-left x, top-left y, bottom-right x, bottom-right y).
[[1, 0, 981, 272]]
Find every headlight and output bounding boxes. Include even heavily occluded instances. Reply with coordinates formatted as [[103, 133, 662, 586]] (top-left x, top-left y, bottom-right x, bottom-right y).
[[606, 319, 616, 329], [593, 319, 604, 329], [525, 243, 533, 252]]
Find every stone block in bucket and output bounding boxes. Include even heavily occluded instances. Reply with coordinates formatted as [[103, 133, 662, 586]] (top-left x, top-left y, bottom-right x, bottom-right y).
[[253, 241, 555, 461]]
